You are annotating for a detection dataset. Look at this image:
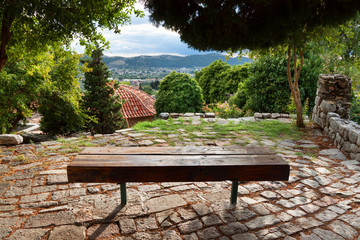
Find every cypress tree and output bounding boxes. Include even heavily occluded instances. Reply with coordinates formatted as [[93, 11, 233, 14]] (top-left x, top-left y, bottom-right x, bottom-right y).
[[83, 46, 125, 134]]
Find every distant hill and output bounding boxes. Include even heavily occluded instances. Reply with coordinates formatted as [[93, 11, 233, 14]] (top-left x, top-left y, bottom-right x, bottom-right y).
[[103, 53, 251, 69]]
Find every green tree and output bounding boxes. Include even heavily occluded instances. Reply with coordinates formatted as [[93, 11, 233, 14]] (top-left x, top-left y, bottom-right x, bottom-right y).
[[144, 0, 360, 127], [39, 45, 90, 136], [155, 72, 204, 114], [0, 46, 50, 133], [150, 80, 160, 90], [83, 46, 125, 134], [232, 52, 322, 114], [0, 43, 90, 134], [140, 84, 154, 95], [195, 61, 249, 104], [0, 0, 142, 71], [195, 60, 230, 104], [314, 14, 360, 82]]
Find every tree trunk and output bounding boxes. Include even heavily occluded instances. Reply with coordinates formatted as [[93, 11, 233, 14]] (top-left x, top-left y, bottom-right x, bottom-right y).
[[0, 12, 14, 71], [286, 45, 304, 128]]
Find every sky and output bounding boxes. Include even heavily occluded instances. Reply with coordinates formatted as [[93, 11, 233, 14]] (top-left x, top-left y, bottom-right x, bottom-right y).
[[72, 4, 215, 57]]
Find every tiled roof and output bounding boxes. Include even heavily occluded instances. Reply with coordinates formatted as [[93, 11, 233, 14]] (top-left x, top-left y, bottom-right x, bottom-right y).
[[115, 85, 156, 119]]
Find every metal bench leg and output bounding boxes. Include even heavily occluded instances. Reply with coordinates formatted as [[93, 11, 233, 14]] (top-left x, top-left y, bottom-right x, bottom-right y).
[[120, 182, 127, 205], [230, 181, 238, 204]]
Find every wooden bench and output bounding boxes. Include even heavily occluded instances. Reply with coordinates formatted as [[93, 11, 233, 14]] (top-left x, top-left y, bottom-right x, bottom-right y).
[[67, 146, 289, 205]]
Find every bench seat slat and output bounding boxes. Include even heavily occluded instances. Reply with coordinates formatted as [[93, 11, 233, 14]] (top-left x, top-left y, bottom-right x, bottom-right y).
[[80, 146, 275, 155], [69, 154, 286, 167]]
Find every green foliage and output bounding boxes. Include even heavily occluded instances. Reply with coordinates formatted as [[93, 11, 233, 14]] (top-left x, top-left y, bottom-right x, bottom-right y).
[[144, 1, 360, 52], [139, 83, 154, 95], [150, 80, 160, 90], [243, 54, 291, 113], [155, 72, 204, 114], [228, 82, 247, 111], [38, 46, 91, 136], [195, 60, 249, 104], [203, 102, 243, 119], [232, 52, 321, 115], [0, 43, 90, 135], [0, 46, 50, 133], [0, 0, 142, 70], [313, 14, 360, 87], [83, 47, 126, 134], [350, 93, 360, 124]]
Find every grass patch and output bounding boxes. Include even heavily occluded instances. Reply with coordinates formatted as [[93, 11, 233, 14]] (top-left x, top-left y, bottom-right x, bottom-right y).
[[235, 120, 304, 141], [133, 118, 305, 144], [132, 119, 169, 131]]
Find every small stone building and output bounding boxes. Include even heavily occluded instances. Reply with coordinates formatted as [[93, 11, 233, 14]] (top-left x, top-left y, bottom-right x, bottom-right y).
[[115, 85, 156, 128]]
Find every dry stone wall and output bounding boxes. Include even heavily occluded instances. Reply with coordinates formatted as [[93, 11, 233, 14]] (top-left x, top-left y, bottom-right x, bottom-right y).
[[312, 74, 360, 159]]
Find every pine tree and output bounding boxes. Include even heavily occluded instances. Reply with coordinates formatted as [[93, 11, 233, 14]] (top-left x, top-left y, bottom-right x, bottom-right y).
[[83, 46, 125, 134]]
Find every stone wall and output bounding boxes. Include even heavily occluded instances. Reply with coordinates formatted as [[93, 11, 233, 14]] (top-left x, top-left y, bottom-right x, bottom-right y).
[[312, 74, 360, 159]]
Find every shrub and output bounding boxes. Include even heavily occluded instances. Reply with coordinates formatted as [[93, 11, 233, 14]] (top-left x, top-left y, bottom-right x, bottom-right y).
[[195, 60, 249, 104], [351, 93, 360, 124], [155, 72, 204, 114], [203, 102, 243, 118], [0, 43, 91, 135], [232, 52, 322, 115], [39, 93, 89, 135], [39, 46, 91, 135]]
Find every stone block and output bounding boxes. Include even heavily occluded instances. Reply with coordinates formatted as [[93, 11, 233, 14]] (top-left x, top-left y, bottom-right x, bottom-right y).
[[320, 74, 335, 80], [350, 143, 359, 154], [314, 115, 324, 128], [254, 112, 262, 119], [145, 194, 186, 213], [341, 141, 352, 153], [328, 117, 341, 126], [262, 113, 271, 119], [205, 112, 215, 118], [271, 113, 280, 119], [320, 101, 336, 113], [324, 127, 329, 134], [49, 225, 86, 240], [184, 113, 195, 117], [327, 112, 340, 121], [7, 229, 49, 240], [280, 113, 290, 118], [320, 112, 327, 120], [159, 113, 169, 119], [0, 134, 23, 145], [170, 113, 183, 118]]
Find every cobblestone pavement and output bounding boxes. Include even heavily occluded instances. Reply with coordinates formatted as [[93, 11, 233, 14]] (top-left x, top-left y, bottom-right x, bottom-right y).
[[0, 119, 360, 239]]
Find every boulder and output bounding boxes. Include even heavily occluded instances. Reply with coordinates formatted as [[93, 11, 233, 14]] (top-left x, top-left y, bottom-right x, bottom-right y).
[[0, 134, 23, 145]]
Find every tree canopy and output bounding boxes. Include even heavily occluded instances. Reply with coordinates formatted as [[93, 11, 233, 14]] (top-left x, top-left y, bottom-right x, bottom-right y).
[[155, 72, 204, 114], [144, 0, 360, 127], [0, 0, 142, 70], [143, 0, 360, 51]]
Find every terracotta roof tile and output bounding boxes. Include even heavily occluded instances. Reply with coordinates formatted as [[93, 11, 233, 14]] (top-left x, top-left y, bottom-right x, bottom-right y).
[[115, 85, 156, 119]]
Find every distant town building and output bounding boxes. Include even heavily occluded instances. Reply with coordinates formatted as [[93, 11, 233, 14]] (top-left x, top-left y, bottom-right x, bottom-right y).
[[115, 85, 156, 127]]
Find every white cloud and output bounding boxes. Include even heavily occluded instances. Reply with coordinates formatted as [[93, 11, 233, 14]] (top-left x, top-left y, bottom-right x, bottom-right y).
[[72, 5, 214, 57]]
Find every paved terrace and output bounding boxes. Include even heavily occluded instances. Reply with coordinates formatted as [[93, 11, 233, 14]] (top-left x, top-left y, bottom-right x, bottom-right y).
[[0, 117, 359, 240]]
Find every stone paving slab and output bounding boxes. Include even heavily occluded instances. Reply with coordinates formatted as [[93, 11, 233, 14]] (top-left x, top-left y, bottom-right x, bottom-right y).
[[0, 119, 360, 239]]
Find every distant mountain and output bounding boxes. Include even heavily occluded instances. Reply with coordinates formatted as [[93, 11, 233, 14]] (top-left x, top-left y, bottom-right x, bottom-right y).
[[103, 53, 251, 69]]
